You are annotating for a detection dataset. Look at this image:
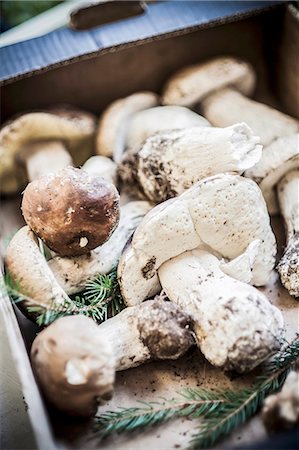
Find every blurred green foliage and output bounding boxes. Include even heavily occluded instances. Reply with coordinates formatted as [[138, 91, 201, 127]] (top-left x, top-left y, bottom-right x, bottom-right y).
[[1, 1, 63, 28]]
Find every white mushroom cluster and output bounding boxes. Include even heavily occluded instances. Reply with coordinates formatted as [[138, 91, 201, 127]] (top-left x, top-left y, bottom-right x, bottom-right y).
[[4, 59, 297, 420]]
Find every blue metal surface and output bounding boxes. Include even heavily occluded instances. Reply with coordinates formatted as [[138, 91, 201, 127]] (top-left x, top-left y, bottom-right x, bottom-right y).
[[0, 1, 282, 82]]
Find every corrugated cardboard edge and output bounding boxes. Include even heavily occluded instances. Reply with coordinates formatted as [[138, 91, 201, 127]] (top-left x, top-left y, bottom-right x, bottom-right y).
[[0, 268, 60, 450], [0, 2, 284, 87]]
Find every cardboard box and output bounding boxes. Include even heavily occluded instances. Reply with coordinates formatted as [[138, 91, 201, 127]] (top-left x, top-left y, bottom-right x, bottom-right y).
[[0, 2, 298, 449]]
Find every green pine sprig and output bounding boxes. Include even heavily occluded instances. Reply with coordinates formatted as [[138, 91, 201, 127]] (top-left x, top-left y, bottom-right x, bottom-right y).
[[94, 335, 299, 449], [3, 267, 124, 327]]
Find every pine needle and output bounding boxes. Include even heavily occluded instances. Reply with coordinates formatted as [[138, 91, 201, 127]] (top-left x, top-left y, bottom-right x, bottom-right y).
[[93, 335, 299, 448], [2, 267, 125, 326]]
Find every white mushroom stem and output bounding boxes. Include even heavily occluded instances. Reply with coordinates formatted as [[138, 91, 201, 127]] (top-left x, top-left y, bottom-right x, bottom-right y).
[[202, 89, 299, 147], [158, 248, 284, 373], [119, 122, 262, 203], [98, 299, 194, 370], [277, 169, 299, 297], [118, 174, 277, 306], [48, 201, 152, 294], [23, 140, 73, 181], [5, 226, 69, 308]]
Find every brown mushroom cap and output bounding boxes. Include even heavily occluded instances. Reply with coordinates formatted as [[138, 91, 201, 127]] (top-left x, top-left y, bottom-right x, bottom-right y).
[[0, 107, 96, 194], [22, 167, 120, 256], [31, 315, 115, 417]]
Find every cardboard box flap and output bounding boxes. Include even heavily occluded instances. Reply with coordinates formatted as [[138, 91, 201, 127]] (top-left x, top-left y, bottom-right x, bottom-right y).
[[0, 0, 282, 84]]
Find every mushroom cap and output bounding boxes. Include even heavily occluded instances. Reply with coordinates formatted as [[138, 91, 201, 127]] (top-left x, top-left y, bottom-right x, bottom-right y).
[[245, 133, 299, 214], [118, 174, 277, 306], [125, 105, 210, 152], [0, 108, 96, 193], [119, 123, 262, 203], [31, 315, 115, 416], [96, 91, 159, 162], [22, 167, 120, 257], [98, 299, 194, 370], [162, 56, 255, 107]]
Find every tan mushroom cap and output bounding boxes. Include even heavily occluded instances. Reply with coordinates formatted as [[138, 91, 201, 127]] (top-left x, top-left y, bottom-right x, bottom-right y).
[[162, 56, 255, 107], [22, 167, 120, 257], [31, 315, 115, 417], [96, 91, 159, 161], [0, 107, 96, 194]]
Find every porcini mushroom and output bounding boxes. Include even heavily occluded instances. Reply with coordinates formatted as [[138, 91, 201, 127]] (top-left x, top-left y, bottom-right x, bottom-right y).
[[262, 370, 299, 433], [158, 248, 283, 373], [162, 57, 298, 147], [118, 174, 277, 306], [0, 108, 96, 193], [21, 167, 120, 256], [48, 200, 152, 294], [96, 92, 210, 162], [31, 315, 115, 416], [31, 300, 194, 416], [118, 122, 262, 203]]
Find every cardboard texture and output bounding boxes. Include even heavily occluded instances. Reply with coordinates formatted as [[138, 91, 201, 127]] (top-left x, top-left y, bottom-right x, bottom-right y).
[[0, 2, 298, 449]]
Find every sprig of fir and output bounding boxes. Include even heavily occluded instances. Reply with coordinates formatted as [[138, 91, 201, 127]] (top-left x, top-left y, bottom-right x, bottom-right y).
[[3, 268, 124, 327], [94, 335, 299, 449]]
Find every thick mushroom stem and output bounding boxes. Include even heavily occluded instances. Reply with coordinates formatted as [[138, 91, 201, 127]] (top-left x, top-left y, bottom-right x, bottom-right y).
[[48, 201, 152, 294], [31, 315, 115, 417], [277, 169, 299, 297], [201, 89, 299, 147], [23, 140, 73, 181], [98, 299, 194, 370], [158, 248, 284, 373], [5, 226, 70, 309], [82, 155, 117, 186]]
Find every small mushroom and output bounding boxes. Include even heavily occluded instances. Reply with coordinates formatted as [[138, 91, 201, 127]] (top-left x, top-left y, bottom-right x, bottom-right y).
[[118, 174, 277, 306], [158, 248, 284, 373], [118, 122, 262, 203], [48, 200, 152, 294], [262, 370, 299, 433], [21, 167, 120, 256], [0, 108, 96, 194], [99, 299, 194, 370], [30, 300, 194, 416], [96, 91, 158, 162], [31, 315, 115, 417]]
